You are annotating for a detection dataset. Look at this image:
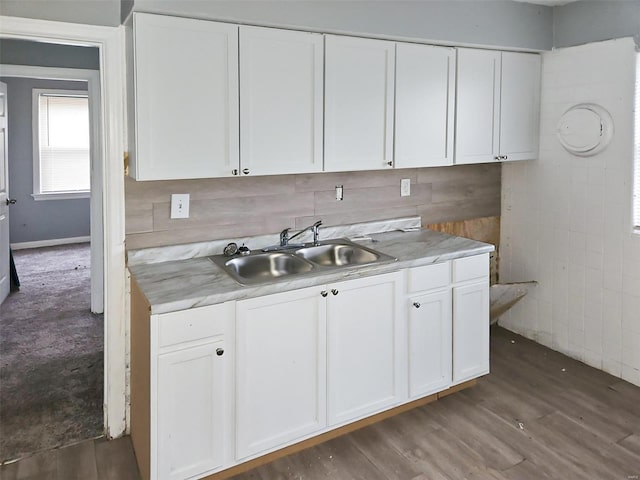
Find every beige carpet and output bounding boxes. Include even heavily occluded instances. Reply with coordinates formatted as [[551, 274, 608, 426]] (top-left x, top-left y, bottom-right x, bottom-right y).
[[0, 243, 103, 463]]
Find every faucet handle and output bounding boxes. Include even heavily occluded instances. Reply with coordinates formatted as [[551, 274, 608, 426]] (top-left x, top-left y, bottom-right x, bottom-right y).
[[279, 228, 291, 246]]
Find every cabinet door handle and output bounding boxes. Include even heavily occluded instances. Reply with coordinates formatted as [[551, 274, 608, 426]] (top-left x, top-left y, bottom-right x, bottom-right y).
[[413, 302, 421, 309], [216, 348, 224, 356], [494, 156, 500, 161], [242, 168, 250, 175], [386, 161, 393, 167], [321, 291, 328, 297], [331, 289, 339, 296], [502, 155, 508, 160], [6, 198, 16, 205], [232, 169, 239, 176]]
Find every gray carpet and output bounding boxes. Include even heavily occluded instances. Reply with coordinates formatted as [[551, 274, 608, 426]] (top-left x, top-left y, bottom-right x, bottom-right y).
[[0, 243, 103, 463]]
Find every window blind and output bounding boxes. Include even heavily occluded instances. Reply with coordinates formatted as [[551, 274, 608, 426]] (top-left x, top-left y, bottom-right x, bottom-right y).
[[635, 54, 640, 231], [38, 93, 90, 193]]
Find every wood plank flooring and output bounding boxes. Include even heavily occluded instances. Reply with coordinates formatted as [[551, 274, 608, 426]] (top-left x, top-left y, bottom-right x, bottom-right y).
[[2, 326, 639, 480]]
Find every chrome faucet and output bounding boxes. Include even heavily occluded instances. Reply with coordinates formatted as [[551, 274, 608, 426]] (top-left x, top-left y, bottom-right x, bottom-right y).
[[280, 220, 322, 247]]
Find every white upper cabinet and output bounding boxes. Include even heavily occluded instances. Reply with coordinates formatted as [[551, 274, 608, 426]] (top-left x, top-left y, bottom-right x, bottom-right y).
[[395, 44, 456, 168], [131, 13, 239, 180], [324, 35, 395, 172], [239, 26, 324, 176], [455, 48, 502, 165], [455, 48, 541, 165], [500, 52, 541, 161]]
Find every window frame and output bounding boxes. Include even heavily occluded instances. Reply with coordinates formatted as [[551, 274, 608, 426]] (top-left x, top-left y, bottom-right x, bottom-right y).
[[31, 88, 91, 201]]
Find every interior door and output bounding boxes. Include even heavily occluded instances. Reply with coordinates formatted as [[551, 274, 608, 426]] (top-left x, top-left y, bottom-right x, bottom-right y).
[[0, 81, 10, 304]]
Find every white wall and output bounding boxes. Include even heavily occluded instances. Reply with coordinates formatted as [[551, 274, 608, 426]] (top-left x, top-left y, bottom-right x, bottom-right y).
[[0, 0, 121, 26], [500, 37, 640, 387], [130, 0, 553, 51], [553, 0, 640, 48]]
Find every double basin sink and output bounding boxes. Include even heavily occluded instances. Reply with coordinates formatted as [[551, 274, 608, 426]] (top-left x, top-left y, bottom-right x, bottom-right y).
[[210, 238, 397, 285]]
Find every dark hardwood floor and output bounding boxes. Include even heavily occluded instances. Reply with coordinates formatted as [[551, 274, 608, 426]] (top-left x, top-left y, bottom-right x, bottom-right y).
[[2, 326, 639, 480]]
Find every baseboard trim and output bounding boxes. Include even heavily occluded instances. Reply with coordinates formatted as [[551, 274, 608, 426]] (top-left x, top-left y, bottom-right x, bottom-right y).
[[10, 236, 90, 250]]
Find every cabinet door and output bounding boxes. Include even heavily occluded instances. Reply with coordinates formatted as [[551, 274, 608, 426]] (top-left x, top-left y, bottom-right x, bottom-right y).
[[408, 290, 452, 398], [327, 272, 405, 426], [133, 13, 239, 179], [395, 43, 455, 168], [453, 281, 490, 384], [239, 26, 323, 175], [324, 35, 395, 172], [157, 341, 226, 480], [500, 52, 541, 161], [236, 286, 327, 459], [455, 48, 501, 165]]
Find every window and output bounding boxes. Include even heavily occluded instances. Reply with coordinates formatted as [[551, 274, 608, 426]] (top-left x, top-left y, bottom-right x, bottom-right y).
[[32, 89, 90, 200], [635, 54, 640, 232]]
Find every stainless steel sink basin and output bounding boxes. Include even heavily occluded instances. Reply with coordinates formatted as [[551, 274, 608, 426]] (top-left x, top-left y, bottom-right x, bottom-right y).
[[210, 252, 314, 285], [295, 242, 389, 267], [210, 238, 396, 286]]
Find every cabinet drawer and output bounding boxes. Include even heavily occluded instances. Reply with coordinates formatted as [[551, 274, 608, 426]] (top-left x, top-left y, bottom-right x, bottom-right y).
[[157, 302, 233, 347], [407, 262, 451, 293], [452, 254, 489, 283]]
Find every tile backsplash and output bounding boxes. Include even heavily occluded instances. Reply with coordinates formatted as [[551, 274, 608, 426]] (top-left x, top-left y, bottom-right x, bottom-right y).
[[125, 163, 501, 249]]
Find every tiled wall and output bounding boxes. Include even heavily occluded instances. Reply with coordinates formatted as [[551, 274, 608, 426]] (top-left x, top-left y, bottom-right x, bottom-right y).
[[500, 38, 640, 386], [125, 164, 501, 249]]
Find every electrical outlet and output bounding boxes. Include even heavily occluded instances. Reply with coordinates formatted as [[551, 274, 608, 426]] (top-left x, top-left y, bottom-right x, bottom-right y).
[[400, 179, 411, 197], [170, 194, 190, 219]]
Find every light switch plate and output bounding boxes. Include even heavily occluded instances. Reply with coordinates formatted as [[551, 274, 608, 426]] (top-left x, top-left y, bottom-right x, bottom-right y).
[[170, 194, 190, 219], [400, 179, 411, 197]]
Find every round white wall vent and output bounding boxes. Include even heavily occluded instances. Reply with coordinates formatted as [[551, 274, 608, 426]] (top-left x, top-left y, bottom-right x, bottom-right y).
[[556, 103, 614, 156]]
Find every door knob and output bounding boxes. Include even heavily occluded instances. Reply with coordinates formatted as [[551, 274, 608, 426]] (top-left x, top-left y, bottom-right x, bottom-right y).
[[331, 289, 339, 296], [6, 198, 16, 205], [216, 348, 224, 356], [413, 302, 421, 309]]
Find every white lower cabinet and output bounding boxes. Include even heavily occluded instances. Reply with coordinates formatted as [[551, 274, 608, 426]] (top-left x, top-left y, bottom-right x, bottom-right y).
[[134, 254, 491, 480], [157, 342, 225, 480], [152, 303, 234, 480], [235, 286, 327, 459], [327, 272, 405, 426], [452, 255, 490, 384], [407, 289, 452, 398]]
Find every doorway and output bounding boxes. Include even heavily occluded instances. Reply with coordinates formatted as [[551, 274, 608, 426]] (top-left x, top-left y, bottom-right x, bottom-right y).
[[0, 53, 104, 461], [0, 16, 127, 454]]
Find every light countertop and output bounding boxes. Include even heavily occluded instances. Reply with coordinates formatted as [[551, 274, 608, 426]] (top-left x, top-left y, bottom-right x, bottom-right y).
[[129, 227, 494, 315]]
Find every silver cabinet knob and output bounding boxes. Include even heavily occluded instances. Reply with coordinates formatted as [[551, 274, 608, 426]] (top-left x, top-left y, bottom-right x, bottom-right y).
[[413, 302, 421, 309], [216, 348, 224, 356], [502, 155, 508, 160], [331, 289, 339, 296], [321, 291, 328, 297], [6, 198, 16, 205], [242, 168, 250, 175], [232, 169, 239, 176], [494, 156, 501, 161]]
